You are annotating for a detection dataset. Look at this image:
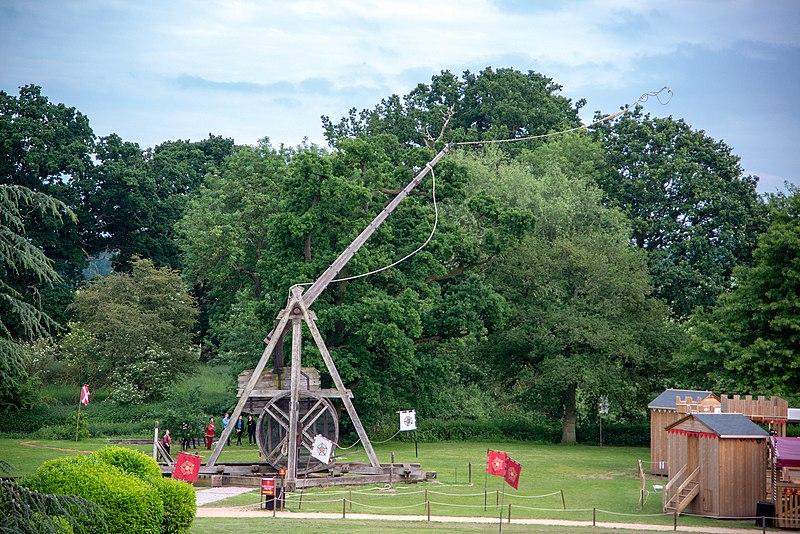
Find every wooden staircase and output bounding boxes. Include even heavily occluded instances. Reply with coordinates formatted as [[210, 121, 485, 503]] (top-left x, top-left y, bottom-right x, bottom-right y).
[[663, 465, 700, 514]]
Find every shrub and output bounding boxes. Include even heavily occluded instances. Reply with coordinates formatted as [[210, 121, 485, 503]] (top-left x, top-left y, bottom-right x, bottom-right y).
[[24, 455, 164, 534], [155, 477, 196, 533], [92, 445, 162, 483]]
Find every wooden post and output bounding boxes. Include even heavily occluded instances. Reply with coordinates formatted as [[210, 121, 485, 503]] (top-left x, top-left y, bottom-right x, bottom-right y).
[[560, 489, 566, 509], [592, 508, 596, 527], [286, 315, 303, 485], [342, 497, 346, 518], [762, 516, 766, 534], [298, 489, 303, 510], [427, 500, 431, 521], [424, 488, 428, 503], [390, 452, 394, 485], [496, 489, 499, 505], [152, 424, 159, 460], [484, 489, 488, 511], [272, 499, 276, 517], [507, 503, 511, 524], [349, 489, 352, 511], [673, 511, 677, 531], [298, 303, 380, 468], [468, 462, 472, 485]]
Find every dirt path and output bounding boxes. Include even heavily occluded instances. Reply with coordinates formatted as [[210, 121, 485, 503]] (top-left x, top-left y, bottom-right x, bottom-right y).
[[196, 507, 762, 533], [18, 440, 94, 454]]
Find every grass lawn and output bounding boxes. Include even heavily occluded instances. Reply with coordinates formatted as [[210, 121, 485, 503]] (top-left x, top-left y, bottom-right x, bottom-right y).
[[191, 518, 656, 533], [0, 438, 763, 531]]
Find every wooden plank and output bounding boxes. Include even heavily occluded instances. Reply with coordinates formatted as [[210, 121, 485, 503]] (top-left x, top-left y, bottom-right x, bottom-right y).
[[207, 306, 292, 466], [297, 299, 381, 468], [286, 316, 303, 484], [238, 388, 353, 399]]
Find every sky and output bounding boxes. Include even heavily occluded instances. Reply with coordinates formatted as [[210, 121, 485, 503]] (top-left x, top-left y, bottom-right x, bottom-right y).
[[1, 0, 798, 192]]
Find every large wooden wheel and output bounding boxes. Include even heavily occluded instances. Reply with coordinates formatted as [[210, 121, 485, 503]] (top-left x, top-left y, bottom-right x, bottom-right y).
[[256, 390, 339, 475]]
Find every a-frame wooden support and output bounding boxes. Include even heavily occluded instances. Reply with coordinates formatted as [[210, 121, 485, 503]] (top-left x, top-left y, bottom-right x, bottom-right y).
[[207, 288, 380, 486], [208, 144, 452, 488]]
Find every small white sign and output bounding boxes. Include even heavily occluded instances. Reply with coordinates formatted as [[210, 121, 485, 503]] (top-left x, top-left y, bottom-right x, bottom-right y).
[[311, 434, 334, 464], [598, 396, 609, 415], [399, 409, 416, 431]]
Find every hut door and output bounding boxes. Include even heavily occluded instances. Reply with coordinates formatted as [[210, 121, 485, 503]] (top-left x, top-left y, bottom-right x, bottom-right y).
[[687, 435, 699, 472]]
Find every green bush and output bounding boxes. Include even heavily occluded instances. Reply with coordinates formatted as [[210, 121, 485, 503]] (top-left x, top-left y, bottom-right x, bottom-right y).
[[155, 477, 196, 533], [92, 445, 163, 483], [24, 455, 164, 534]]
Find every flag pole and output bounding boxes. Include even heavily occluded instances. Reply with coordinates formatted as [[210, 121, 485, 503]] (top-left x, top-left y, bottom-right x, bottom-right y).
[[498, 476, 505, 533], [75, 399, 81, 442], [483, 448, 489, 511]]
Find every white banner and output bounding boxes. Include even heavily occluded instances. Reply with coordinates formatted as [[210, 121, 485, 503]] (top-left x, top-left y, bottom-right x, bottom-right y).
[[399, 409, 416, 431], [311, 434, 334, 464]]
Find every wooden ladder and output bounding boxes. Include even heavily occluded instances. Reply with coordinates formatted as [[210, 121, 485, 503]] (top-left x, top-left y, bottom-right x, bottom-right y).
[[664, 466, 700, 515]]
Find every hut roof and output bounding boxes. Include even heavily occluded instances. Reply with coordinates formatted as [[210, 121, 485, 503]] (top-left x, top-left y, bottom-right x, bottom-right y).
[[648, 389, 713, 410], [667, 413, 769, 438], [773, 437, 800, 468]]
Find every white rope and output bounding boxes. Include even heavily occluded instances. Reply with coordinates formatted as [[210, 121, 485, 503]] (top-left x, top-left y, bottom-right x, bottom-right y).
[[454, 86, 672, 147], [369, 429, 402, 444], [292, 165, 438, 288], [347, 500, 425, 510], [501, 490, 562, 499]]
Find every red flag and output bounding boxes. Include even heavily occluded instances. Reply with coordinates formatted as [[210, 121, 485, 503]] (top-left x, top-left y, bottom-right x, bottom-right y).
[[486, 450, 507, 476], [504, 457, 521, 489], [172, 452, 201, 482], [80, 384, 90, 406]]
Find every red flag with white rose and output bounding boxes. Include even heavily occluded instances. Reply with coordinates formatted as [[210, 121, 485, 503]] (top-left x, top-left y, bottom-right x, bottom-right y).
[[504, 457, 522, 489], [172, 452, 201, 482], [486, 449, 508, 476]]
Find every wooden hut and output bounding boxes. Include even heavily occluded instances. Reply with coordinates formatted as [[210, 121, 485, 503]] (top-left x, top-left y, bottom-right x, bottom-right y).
[[768, 437, 800, 529], [648, 389, 719, 475], [663, 413, 768, 518], [720, 394, 789, 436]]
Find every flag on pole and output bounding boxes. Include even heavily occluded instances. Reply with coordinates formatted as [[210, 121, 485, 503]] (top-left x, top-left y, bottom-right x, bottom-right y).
[[399, 409, 416, 431], [504, 457, 522, 489], [486, 449, 507, 476], [172, 452, 201, 482], [311, 434, 334, 464], [80, 384, 90, 406]]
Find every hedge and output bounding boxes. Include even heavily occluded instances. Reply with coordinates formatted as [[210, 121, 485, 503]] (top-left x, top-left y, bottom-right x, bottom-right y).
[[92, 446, 163, 483], [155, 477, 196, 533], [23, 455, 164, 534]]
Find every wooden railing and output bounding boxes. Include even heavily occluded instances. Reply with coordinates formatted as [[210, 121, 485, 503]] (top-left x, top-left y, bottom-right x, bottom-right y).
[[663, 463, 687, 509]]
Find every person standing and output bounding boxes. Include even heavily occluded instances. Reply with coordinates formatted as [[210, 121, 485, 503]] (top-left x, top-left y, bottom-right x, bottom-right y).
[[180, 422, 191, 451], [222, 412, 230, 446], [235, 415, 244, 446], [247, 414, 256, 445], [205, 417, 215, 450], [162, 429, 172, 455]]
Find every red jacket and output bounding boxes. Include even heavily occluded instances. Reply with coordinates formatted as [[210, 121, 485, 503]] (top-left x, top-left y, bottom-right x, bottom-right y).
[[205, 423, 215, 437]]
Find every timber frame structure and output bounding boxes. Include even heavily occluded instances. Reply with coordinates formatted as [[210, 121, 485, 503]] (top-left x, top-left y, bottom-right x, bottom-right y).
[[206, 144, 451, 488]]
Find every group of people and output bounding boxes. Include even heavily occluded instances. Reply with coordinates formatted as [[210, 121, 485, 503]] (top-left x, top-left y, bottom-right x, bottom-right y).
[[161, 412, 258, 454]]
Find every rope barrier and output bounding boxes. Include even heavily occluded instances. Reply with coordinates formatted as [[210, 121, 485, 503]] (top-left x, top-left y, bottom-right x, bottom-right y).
[[497, 503, 594, 512], [346, 499, 425, 510], [501, 490, 562, 499], [595, 509, 671, 517]]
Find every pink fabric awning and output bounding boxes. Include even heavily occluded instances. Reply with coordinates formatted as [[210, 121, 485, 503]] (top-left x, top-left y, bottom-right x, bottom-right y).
[[774, 437, 800, 468]]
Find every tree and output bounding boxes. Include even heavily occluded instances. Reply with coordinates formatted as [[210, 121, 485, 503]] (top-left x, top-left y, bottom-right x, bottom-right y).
[[322, 67, 582, 152], [592, 107, 768, 318], [464, 143, 678, 443], [0, 85, 96, 325], [69, 258, 199, 403], [177, 138, 521, 421], [678, 189, 800, 403], [0, 184, 75, 411]]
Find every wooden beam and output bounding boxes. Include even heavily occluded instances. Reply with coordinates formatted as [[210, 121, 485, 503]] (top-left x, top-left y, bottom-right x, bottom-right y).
[[297, 300, 381, 468], [238, 388, 353, 399], [301, 144, 450, 308], [207, 305, 292, 466], [286, 315, 303, 484]]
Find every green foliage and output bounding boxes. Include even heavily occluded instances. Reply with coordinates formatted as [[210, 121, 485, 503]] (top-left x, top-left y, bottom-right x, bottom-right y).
[[69, 257, 199, 402], [592, 107, 767, 318], [24, 455, 164, 534], [91, 446, 162, 483], [155, 477, 196, 534], [678, 189, 800, 402], [1, 478, 107, 534], [459, 146, 679, 442]]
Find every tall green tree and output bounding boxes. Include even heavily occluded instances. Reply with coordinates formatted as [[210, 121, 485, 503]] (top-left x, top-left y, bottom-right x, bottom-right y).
[[678, 189, 800, 402], [464, 143, 678, 442], [323, 67, 581, 152], [68, 258, 199, 403], [592, 107, 767, 318], [178, 138, 522, 421], [0, 184, 75, 411]]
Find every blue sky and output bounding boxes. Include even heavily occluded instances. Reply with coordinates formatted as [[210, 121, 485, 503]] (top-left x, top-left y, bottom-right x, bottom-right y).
[[1, 0, 798, 192]]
